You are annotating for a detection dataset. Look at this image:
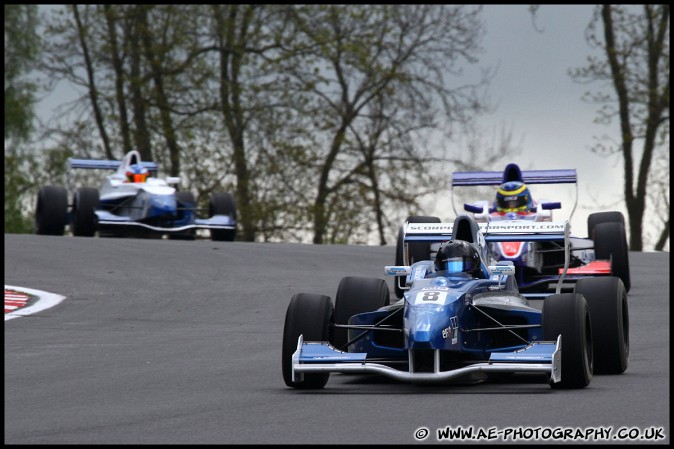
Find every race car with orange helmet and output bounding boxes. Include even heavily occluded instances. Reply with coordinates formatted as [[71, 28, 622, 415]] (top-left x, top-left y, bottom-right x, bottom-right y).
[[394, 163, 630, 298], [35, 150, 237, 240]]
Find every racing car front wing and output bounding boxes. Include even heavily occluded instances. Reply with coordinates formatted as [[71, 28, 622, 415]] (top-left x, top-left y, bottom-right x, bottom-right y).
[[95, 210, 236, 232], [291, 335, 561, 384]]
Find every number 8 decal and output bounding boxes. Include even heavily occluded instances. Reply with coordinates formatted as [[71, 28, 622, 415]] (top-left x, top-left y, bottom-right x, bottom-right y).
[[415, 290, 447, 305]]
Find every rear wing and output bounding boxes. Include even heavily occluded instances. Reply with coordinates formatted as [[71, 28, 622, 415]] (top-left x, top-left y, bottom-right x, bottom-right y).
[[399, 220, 572, 295], [68, 158, 158, 172], [451, 169, 577, 186], [404, 220, 568, 243], [450, 168, 578, 220]]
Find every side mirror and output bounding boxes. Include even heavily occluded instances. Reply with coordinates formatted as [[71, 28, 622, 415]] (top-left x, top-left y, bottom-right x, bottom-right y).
[[541, 202, 561, 210], [385, 266, 411, 276], [488, 264, 515, 275], [463, 203, 484, 214]]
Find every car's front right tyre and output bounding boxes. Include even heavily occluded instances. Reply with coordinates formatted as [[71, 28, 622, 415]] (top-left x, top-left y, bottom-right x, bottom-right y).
[[282, 293, 334, 389], [543, 293, 593, 389], [333, 276, 390, 350], [35, 186, 68, 236]]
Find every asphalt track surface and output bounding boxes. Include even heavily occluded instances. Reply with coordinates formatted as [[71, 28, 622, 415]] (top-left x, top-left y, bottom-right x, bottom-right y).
[[4, 234, 670, 445]]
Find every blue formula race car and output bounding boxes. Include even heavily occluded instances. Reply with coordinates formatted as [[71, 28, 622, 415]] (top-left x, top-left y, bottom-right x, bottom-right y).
[[282, 214, 629, 390], [35, 150, 236, 240]]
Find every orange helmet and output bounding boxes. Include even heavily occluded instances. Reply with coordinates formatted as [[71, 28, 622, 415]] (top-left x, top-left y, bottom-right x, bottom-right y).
[[126, 164, 149, 183]]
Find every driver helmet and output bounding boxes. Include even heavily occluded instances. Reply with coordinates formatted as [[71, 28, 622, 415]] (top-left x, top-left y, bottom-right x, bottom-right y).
[[434, 240, 482, 278], [495, 181, 533, 213], [126, 164, 149, 183]]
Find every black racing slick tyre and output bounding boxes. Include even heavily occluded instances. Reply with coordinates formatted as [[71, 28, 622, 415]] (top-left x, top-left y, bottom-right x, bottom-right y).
[[209, 192, 237, 241], [35, 185, 68, 236], [176, 190, 196, 206], [543, 293, 593, 389], [394, 216, 441, 298], [282, 293, 334, 389], [332, 277, 391, 350], [587, 211, 625, 240], [575, 277, 629, 375], [593, 221, 631, 292], [71, 187, 99, 237], [169, 191, 197, 240]]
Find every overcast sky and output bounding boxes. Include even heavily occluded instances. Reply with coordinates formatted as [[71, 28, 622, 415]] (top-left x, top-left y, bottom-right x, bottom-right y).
[[428, 4, 631, 239], [34, 5, 659, 246]]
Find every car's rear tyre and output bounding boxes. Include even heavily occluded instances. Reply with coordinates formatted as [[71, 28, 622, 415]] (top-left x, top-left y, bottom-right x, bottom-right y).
[[543, 293, 593, 389], [71, 187, 99, 237], [209, 192, 236, 241], [35, 186, 68, 236], [282, 293, 334, 389], [575, 277, 629, 374], [587, 211, 625, 239], [333, 277, 391, 350], [593, 221, 630, 292], [176, 190, 196, 205], [169, 191, 197, 240], [394, 216, 441, 298]]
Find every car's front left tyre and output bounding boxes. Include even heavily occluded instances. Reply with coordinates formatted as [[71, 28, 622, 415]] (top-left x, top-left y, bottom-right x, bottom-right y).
[[209, 192, 237, 241], [169, 191, 197, 240], [575, 276, 629, 374], [593, 221, 630, 292], [587, 211, 625, 240], [71, 187, 99, 237]]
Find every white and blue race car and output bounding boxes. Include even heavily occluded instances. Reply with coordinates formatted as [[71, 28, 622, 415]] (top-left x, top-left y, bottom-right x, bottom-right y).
[[395, 163, 630, 298], [35, 150, 237, 240]]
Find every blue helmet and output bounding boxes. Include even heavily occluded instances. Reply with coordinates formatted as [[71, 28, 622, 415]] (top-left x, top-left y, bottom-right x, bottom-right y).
[[434, 240, 482, 278], [495, 181, 533, 213]]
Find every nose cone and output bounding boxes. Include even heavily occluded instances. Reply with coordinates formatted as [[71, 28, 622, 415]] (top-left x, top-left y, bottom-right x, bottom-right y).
[[405, 309, 446, 349], [409, 320, 432, 346], [151, 194, 177, 213], [404, 286, 463, 350]]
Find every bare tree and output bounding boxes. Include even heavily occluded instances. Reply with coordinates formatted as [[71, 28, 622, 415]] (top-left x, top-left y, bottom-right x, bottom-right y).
[[72, 5, 114, 159], [210, 5, 260, 241], [649, 143, 670, 251], [570, 5, 669, 251], [102, 5, 132, 154], [137, 5, 183, 175], [5, 5, 40, 232], [280, 5, 496, 244], [33, 5, 516, 245]]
